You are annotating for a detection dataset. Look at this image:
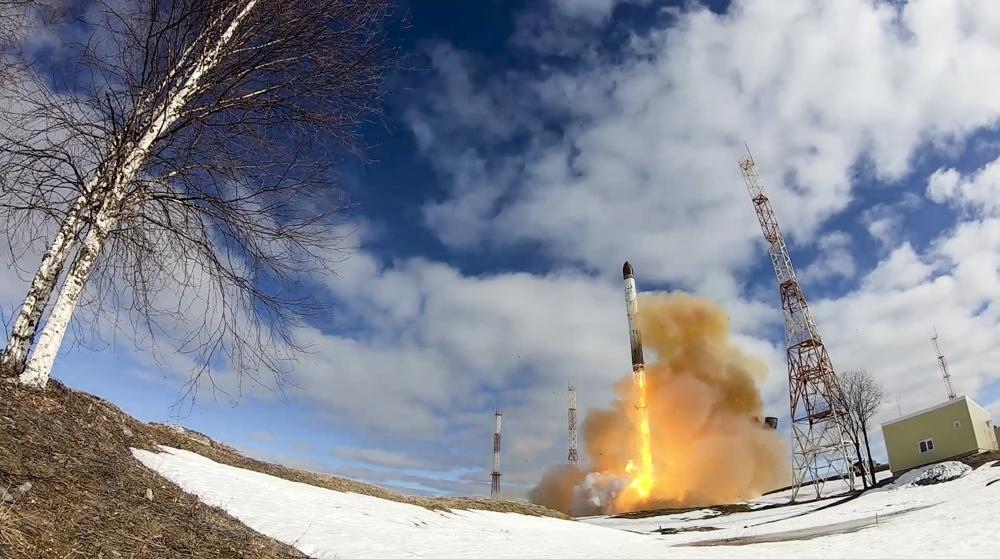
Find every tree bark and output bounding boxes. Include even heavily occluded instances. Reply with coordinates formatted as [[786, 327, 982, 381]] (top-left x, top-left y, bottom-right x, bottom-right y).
[[852, 439, 868, 489], [0, 193, 89, 375], [861, 423, 877, 487], [19, 213, 109, 387]]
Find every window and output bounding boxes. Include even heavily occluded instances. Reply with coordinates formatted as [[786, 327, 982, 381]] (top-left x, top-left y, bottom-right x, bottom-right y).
[[919, 439, 935, 454]]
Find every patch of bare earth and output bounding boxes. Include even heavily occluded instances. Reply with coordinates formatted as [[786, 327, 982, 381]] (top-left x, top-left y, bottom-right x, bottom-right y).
[[0, 380, 564, 558], [960, 450, 1000, 469]]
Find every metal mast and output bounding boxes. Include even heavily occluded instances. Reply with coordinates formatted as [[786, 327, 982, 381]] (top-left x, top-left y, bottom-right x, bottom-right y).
[[931, 328, 957, 400], [739, 150, 856, 500], [568, 386, 579, 466], [491, 409, 502, 499]]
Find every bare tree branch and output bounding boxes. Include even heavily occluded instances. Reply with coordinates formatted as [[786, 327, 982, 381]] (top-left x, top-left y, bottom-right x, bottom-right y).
[[0, 0, 396, 394], [834, 369, 887, 487]]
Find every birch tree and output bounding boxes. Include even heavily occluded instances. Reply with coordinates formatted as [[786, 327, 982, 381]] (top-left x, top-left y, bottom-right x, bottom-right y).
[[0, 0, 89, 366], [0, 0, 393, 388]]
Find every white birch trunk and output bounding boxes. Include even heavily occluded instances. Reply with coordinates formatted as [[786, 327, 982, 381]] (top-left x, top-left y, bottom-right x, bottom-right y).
[[0, 191, 90, 373], [18, 0, 260, 387], [18, 214, 109, 387]]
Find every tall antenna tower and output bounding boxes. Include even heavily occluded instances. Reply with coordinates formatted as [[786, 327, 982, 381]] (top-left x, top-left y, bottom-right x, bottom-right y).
[[491, 409, 502, 499], [739, 150, 856, 500], [931, 328, 957, 400], [568, 386, 579, 466]]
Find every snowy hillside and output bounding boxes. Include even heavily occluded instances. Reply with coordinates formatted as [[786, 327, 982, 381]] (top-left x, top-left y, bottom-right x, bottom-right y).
[[134, 446, 1000, 559]]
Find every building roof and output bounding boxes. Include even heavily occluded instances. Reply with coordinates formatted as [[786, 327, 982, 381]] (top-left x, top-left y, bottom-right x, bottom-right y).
[[881, 395, 978, 428]]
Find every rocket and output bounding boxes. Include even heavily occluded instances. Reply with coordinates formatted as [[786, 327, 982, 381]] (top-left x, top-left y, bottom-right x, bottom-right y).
[[623, 262, 646, 385], [624, 262, 653, 489]]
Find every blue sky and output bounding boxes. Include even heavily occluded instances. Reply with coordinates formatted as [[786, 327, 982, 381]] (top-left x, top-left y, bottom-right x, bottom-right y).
[[6, 0, 1000, 499]]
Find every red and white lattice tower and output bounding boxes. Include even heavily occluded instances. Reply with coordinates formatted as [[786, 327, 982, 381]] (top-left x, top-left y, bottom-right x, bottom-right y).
[[491, 409, 502, 499], [739, 150, 856, 500], [568, 386, 579, 466]]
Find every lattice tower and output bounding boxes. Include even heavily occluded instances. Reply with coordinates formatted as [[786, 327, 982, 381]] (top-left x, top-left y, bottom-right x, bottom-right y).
[[739, 151, 857, 500], [568, 386, 579, 466], [931, 328, 957, 400]]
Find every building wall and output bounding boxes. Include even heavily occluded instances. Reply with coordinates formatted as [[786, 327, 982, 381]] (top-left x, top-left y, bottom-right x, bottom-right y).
[[882, 398, 980, 473], [967, 399, 999, 452]]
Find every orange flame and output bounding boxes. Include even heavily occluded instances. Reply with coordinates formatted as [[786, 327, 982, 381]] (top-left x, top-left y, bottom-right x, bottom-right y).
[[626, 372, 654, 499]]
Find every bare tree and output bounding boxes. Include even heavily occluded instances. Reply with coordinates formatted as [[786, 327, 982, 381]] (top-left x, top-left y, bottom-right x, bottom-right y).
[[834, 385, 869, 489], [0, 0, 394, 389], [836, 370, 886, 487]]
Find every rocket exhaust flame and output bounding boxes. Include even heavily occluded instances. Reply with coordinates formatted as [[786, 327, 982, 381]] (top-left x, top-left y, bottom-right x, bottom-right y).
[[529, 291, 791, 516]]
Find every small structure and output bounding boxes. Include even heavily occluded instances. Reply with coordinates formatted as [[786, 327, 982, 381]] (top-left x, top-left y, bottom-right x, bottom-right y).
[[881, 396, 998, 473]]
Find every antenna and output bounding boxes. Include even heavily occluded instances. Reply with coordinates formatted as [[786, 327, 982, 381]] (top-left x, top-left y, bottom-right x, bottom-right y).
[[931, 327, 957, 400], [568, 386, 579, 466]]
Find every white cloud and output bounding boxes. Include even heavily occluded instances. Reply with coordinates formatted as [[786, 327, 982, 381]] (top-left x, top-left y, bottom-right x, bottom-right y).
[[799, 231, 856, 285], [410, 0, 1000, 292], [547, 0, 651, 23], [290, 255, 629, 435], [860, 243, 935, 292], [862, 192, 922, 248], [928, 156, 1000, 215]]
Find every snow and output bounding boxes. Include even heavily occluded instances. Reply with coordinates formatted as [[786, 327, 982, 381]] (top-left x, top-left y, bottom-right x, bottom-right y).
[[748, 469, 895, 505], [134, 446, 1000, 559], [889, 461, 971, 488]]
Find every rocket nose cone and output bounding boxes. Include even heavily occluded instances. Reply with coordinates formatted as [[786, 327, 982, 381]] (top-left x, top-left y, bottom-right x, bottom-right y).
[[623, 261, 633, 279]]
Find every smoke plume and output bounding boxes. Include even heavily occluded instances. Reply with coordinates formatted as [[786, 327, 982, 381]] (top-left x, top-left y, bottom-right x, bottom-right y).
[[530, 293, 790, 515]]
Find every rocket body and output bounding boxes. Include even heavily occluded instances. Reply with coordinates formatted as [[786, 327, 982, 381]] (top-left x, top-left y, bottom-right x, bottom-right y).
[[623, 262, 645, 375], [623, 261, 649, 410], [623, 261, 653, 496]]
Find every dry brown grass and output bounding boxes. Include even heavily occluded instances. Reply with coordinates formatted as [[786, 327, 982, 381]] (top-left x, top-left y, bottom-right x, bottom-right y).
[[0, 380, 309, 558], [0, 501, 30, 552], [0, 379, 564, 558]]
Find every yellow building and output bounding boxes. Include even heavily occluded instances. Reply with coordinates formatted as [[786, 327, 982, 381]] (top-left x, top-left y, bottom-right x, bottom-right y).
[[881, 396, 998, 474]]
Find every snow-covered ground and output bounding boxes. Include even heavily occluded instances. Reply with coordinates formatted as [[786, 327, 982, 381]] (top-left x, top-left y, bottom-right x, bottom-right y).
[[588, 470, 898, 542], [752, 468, 895, 506], [134, 446, 1000, 559]]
